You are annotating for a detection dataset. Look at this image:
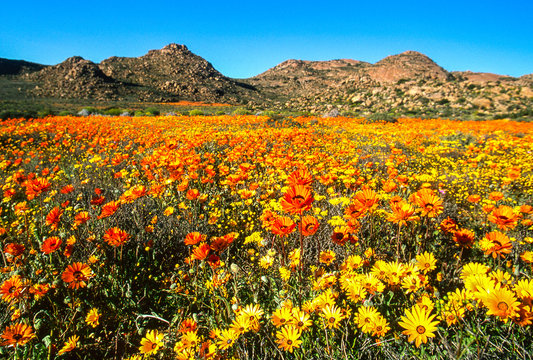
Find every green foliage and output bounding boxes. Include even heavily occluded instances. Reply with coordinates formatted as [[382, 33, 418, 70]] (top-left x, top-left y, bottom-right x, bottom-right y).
[[232, 107, 252, 115], [104, 108, 123, 116], [189, 109, 204, 116], [144, 107, 160, 116]]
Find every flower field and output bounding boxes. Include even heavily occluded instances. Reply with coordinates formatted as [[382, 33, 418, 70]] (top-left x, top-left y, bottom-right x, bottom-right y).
[[0, 114, 532, 359]]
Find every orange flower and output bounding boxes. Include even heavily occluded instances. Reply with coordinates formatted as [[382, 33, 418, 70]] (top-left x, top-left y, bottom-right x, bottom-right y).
[[103, 227, 129, 247], [98, 201, 120, 219], [387, 201, 419, 225], [61, 262, 92, 289], [74, 212, 90, 228], [25, 177, 51, 200], [488, 206, 519, 231], [260, 209, 279, 230], [453, 229, 475, 248], [45, 207, 63, 230], [4, 243, 25, 257], [60, 184, 74, 194], [439, 217, 457, 234], [0, 275, 27, 302], [482, 231, 512, 259], [299, 215, 319, 236], [287, 168, 313, 188], [411, 189, 443, 218], [41, 237, 62, 254], [186, 189, 200, 200], [1, 323, 35, 347], [488, 191, 504, 201], [271, 216, 296, 237], [280, 185, 313, 215], [345, 187, 380, 220], [210, 233, 236, 253], [184, 232, 206, 245], [191, 243, 210, 261], [467, 194, 480, 203]]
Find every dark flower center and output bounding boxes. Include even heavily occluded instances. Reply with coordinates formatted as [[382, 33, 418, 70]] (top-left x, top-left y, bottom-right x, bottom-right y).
[[497, 301, 509, 311], [416, 325, 426, 334], [287, 339, 293, 345]]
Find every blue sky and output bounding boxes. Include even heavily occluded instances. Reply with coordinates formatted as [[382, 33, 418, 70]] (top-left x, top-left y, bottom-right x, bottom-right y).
[[1, 0, 531, 78]]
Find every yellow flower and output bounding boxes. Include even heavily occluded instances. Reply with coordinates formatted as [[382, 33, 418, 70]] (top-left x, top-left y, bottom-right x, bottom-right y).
[[479, 285, 520, 323], [290, 309, 313, 331], [399, 305, 439, 347], [319, 250, 336, 265], [279, 266, 291, 281], [216, 328, 238, 350], [85, 308, 100, 328], [276, 326, 302, 353], [58, 335, 79, 355], [139, 330, 164, 355], [416, 252, 436, 274], [271, 307, 293, 327], [321, 304, 345, 329]]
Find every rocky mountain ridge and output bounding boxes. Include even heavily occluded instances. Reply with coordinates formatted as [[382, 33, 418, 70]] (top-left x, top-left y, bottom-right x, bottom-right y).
[[1, 45, 531, 117]]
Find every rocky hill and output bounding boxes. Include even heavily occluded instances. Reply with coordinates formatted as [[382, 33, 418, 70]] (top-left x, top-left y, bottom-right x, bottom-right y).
[[98, 43, 258, 103], [0, 58, 46, 76], [245, 51, 532, 116], [27, 56, 126, 101], [0, 44, 531, 118]]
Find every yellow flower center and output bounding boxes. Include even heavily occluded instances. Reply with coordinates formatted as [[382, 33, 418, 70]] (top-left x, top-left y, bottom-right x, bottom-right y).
[[416, 325, 426, 334]]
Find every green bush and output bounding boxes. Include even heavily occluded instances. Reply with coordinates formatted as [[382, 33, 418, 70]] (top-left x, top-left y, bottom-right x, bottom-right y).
[[233, 107, 251, 115], [104, 108, 123, 116], [189, 109, 204, 116], [82, 107, 99, 114], [37, 107, 55, 118], [144, 107, 160, 116]]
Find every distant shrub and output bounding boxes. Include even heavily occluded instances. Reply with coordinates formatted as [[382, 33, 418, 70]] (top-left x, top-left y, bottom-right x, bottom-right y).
[[189, 109, 204, 116], [233, 107, 251, 115], [0, 110, 37, 120], [134, 110, 145, 117], [214, 111, 226, 116], [104, 108, 123, 116], [58, 110, 74, 116], [37, 107, 55, 118], [144, 107, 160, 116], [365, 113, 398, 124], [82, 107, 99, 115]]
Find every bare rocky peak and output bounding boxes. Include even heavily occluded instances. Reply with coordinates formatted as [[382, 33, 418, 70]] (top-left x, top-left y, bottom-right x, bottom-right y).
[[256, 58, 368, 78], [452, 71, 515, 83], [28, 56, 122, 100], [365, 51, 451, 83]]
